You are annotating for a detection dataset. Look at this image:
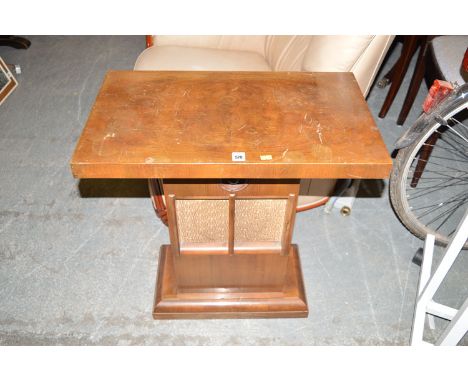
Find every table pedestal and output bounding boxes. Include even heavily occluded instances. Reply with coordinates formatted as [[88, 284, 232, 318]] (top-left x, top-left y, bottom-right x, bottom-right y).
[[153, 244, 308, 319], [70, 71, 393, 320]]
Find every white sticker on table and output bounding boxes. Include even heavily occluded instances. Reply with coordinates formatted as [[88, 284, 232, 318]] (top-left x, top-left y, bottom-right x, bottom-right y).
[[232, 152, 246, 162]]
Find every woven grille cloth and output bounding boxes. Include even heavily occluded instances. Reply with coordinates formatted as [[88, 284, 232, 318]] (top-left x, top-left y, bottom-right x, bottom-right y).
[[176, 199, 229, 244], [235, 199, 286, 242]]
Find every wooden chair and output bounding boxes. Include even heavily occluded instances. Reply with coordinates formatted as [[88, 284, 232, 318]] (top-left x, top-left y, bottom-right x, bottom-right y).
[[378, 35, 431, 125]]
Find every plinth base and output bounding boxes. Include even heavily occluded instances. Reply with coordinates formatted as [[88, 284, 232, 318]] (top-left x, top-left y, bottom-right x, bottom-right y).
[[153, 245, 308, 319]]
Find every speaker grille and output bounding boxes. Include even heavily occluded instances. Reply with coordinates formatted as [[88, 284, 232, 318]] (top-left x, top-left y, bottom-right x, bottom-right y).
[[235, 199, 287, 243], [176, 199, 229, 245]]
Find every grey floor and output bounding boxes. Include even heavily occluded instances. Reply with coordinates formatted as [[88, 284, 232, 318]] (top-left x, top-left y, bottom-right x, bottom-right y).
[[0, 36, 466, 345]]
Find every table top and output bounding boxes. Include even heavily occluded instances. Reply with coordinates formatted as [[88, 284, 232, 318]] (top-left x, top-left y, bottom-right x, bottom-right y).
[[71, 71, 392, 179]]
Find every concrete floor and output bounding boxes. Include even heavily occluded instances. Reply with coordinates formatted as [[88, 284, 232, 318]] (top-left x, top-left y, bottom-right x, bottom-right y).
[[0, 36, 466, 345]]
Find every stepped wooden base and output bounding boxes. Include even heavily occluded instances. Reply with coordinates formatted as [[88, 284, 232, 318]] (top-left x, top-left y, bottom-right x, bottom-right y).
[[153, 245, 308, 319]]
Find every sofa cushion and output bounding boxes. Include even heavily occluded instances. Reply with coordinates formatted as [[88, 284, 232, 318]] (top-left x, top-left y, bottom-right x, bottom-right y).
[[134, 45, 271, 71]]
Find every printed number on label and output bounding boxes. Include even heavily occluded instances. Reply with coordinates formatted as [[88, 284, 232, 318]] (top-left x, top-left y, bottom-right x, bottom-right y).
[[232, 152, 246, 162]]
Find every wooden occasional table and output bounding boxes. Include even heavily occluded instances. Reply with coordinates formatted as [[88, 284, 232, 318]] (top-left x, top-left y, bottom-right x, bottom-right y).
[[71, 71, 392, 319]]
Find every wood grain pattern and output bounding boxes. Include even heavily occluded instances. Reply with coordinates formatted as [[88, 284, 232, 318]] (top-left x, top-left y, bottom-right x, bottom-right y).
[[71, 71, 392, 180], [153, 244, 308, 319], [281, 194, 297, 257], [163, 179, 300, 197], [71, 70, 392, 319]]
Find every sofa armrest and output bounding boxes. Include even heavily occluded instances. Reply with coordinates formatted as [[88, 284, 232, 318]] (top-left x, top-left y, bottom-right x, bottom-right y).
[[302, 35, 394, 97]]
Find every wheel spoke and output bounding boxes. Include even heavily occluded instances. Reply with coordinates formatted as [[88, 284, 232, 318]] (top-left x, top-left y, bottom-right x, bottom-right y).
[[428, 155, 468, 163], [411, 190, 468, 218], [425, 197, 468, 226], [439, 135, 468, 159], [394, 101, 468, 245], [411, 194, 468, 211], [407, 178, 468, 200], [434, 199, 468, 232], [447, 117, 468, 140], [407, 180, 468, 191], [419, 142, 468, 162]]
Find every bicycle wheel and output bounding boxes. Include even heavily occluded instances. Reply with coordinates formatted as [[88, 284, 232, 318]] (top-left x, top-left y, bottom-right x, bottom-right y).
[[390, 96, 468, 249]]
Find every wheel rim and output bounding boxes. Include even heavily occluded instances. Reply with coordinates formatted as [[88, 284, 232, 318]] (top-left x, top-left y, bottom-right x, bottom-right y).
[[399, 102, 468, 244]]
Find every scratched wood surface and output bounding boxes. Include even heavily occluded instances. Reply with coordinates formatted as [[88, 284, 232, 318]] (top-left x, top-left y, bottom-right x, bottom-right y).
[[71, 71, 392, 179]]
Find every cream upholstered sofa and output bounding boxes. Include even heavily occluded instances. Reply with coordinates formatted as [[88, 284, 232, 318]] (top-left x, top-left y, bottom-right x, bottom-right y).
[[134, 35, 394, 212]]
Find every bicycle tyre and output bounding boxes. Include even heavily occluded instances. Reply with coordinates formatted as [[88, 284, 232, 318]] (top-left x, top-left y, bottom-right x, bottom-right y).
[[390, 97, 468, 249]]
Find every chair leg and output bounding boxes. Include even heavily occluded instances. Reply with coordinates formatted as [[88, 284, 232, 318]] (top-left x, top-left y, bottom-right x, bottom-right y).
[[397, 37, 429, 125], [410, 132, 439, 188], [379, 36, 419, 118], [378, 59, 400, 88], [380, 40, 419, 86], [383, 59, 399, 83]]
